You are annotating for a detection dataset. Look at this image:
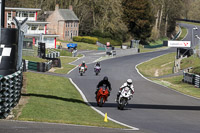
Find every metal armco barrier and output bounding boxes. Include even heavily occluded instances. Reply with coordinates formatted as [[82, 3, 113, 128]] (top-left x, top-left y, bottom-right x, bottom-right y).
[[25, 60, 52, 72], [183, 72, 200, 88], [0, 65, 23, 118], [195, 75, 200, 88]]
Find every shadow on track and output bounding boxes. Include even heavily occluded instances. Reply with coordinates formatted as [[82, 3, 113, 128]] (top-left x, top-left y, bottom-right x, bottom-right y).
[[89, 102, 200, 111]]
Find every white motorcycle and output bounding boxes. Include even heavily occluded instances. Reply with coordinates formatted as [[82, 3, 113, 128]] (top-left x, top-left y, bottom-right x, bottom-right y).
[[117, 87, 133, 110], [94, 66, 101, 75], [79, 66, 85, 76]]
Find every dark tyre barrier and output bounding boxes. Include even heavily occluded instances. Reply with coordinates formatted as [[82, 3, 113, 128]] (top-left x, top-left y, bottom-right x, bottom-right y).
[[0, 65, 23, 118], [45, 58, 61, 68], [0, 28, 18, 76], [25, 60, 53, 72]]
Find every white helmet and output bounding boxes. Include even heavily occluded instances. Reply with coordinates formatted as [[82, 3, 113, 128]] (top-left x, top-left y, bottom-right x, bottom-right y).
[[127, 79, 132, 85]]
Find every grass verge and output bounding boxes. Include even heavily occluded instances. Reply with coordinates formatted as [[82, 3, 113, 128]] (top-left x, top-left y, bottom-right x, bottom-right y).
[[16, 72, 127, 128], [137, 52, 200, 98], [152, 75, 200, 98], [137, 52, 176, 77], [53, 57, 78, 74], [178, 26, 187, 40], [58, 40, 98, 50], [23, 56, 47, 62]]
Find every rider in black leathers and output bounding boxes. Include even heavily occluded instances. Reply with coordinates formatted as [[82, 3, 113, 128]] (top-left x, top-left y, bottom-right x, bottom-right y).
[[95, 76, 112, 96]]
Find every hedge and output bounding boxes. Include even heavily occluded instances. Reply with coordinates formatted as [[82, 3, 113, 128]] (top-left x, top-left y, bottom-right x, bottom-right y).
[[98, 37, 122, 46], [73, 36, 98, 44]]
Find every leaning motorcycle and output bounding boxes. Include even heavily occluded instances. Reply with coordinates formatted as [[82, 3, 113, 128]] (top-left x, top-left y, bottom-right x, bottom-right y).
[[117, 87, 133, 110], [94, 66, 101, 75], [96, 85, 109, 107], [79, 66, 85, 76]]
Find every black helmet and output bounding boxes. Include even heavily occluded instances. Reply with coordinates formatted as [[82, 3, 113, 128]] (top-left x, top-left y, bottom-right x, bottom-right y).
[[103, 76, 108, 81]]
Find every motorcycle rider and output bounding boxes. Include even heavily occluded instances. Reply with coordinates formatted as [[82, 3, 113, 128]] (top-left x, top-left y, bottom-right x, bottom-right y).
[[79, 61, 87, 72], [95, 76, 112, 96], [94, 62, 101, 70], [116, 79, 134, 102]]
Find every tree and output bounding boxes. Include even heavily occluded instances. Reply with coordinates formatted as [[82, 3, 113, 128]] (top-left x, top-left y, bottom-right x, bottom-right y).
[[122, 0, 154, 44]]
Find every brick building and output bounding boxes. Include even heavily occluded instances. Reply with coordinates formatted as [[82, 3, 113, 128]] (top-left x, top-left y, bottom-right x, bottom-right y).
[[46, 5, 79, 41]]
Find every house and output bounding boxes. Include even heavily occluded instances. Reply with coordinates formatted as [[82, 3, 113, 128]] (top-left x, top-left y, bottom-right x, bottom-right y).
[[46, 5, 79, 41], [5, 7, 41, 28], [4, 7, 59, 48]]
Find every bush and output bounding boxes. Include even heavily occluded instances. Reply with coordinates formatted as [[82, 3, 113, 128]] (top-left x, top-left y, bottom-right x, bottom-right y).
[[73, 36, 98, 44], [98, 37, 122, 46], [73, 36, 82, 42]]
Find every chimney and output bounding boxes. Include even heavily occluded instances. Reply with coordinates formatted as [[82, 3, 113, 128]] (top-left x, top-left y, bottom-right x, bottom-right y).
[[55, 4, 59, 10], [69, 5, 73, 11]]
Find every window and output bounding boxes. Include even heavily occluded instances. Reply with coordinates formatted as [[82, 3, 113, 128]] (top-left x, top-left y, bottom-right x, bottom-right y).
[[7, 12, 12, 20], [39, 25, 44, 30], [8, 13, 11, 18], [22, 12, 28, 17], [29, 12, 35, 17], [71, 23, 72, 27], [68, 23, 69, 27], [65, 31, 68, 37], [68, 31, 69, 36], [31, 26, 37, 30], [74, 23, 75, 27]]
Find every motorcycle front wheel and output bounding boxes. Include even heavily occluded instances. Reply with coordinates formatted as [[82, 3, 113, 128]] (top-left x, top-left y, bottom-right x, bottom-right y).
[[119, 98, 126, 110], [99, 97, 104, 107]]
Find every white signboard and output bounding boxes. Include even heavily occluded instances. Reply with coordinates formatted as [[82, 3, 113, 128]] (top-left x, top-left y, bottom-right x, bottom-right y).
[[168, 41, 191, 48]]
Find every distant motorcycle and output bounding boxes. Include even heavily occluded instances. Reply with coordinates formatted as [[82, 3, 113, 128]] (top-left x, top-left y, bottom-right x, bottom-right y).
[[79, 66, 85, 76], [96, 85, 109, 107], [94, 66, 101, 75], [117, 86, 133, 110]]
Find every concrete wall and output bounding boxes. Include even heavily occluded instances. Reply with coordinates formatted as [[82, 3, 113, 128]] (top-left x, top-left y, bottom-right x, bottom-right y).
[[114, 48, 138, 57]]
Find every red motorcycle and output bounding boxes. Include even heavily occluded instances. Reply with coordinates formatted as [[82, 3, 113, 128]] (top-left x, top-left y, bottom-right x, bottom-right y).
[[96, 86, 109, 107]]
